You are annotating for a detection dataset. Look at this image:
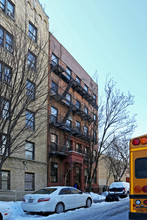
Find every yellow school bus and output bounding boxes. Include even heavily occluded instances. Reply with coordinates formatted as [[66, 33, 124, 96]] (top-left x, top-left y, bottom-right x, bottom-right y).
[[129, 135, 147, 219]]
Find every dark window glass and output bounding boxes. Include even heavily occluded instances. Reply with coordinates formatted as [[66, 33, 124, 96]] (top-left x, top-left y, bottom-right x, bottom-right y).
[[0, 27, 4, 46], [65, 93, 71, 105], [66, 67, 71, 80], [135, 157, 147, 178], [26, 80, 35, 100], [51, 106, 58, 123], [51, 81, 58, 94], [7, 0, 15, 18], [93, 94, 96, 103], [51, 162, 58, 183], [59, 188, 71, 195], [28, 22, 37, 42], [84, 84, 88, 92], [25, 173, 34, 191], [66, 119, 72, 128], [5, 32, 13, 52], [0, 26, 13, 52], [76, 76, 81, 84], [51, 53, 58, 66], [25, 141, 34, 160], [33, 188, 57, 194], [0, 62, 12, 85], [84, 107, 88, 115], [50, 133, 58, 151], [70, 188, 81, 194], [26, 110, 35, 130], [0, 170, 10, 190], [28, 51, 36, 70], [76, 121, 81, 132], [0, 97, 10, 119], [76, 100, 80, 109], [0, 0, 5, 11], [84, 126, 88, 136], [0, 0, 15, 18], [0, 134, 8, 155]]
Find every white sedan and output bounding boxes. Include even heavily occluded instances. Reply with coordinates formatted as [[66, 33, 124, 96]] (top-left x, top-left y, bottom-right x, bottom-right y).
[[21, 186, 92, 214], [0, 204, 12, 220]]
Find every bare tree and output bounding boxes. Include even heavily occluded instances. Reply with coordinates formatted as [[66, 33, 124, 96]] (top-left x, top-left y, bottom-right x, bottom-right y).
[[105, 137, 129, 182], [0, 14, 49, 171], [85, 77, 136, 192]]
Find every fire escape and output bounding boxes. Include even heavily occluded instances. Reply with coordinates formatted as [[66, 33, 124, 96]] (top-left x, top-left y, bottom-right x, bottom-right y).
[[49, 60, 98, 158]]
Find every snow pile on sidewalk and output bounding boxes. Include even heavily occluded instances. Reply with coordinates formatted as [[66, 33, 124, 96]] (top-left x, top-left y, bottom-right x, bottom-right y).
[[90, 192, 106, 203]]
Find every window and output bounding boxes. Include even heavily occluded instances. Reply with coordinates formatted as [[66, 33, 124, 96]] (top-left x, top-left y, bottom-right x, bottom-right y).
[[0, 0, 15, 18], [76, 143, 82, 153], [0, 61, 12, 85], [0, 26, 13, 53], [66, 67, 71, 80], [0, 0, 5, 11], [28, 21, 37, 42], [94, 132, 97, 143], [59, 188, 71, 195], [25, 172, 34, 191], [51, 53, 58, 66], [51, 106, 58, 123], [0, 97, 10, 119], [0, 170, 10, 190], [84, 84, 88, 92], [51, 162, 58, 183], [76, 100, 81, 109], [51, 81, 58, 94], [26, 80, 35, 100], [84, 107, 88, 115], [84, 126, 88, 136], [93, 94, 96, 104], [65, 93, 71, 105], [28, 51, 36, 70], [66, 119, 72, 128], [0, 134, 8, 155], [25, 141, 34, 160], [26, 110, 35, 130], [135, 158, 147, 178], [50, 133, 58, 151], [84, 168, 88, 183], [76, 76, 81, 84], [76, 121, 81, 132]]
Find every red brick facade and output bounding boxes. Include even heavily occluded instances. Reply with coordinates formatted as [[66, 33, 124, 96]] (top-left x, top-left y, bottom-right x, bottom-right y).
[[47, 33, 98, 192]]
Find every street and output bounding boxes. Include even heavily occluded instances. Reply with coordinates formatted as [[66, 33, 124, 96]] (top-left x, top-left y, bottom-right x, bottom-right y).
[[7, 197, 130, 220]]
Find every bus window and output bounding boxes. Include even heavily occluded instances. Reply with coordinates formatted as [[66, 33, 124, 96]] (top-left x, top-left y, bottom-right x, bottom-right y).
[[135, 158, 147, 179]]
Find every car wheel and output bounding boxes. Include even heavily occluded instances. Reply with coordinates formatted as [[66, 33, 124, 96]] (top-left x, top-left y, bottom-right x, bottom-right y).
[[55, 203, 64, 214], [85, 198, 92, 208], [0, 213, 3, 220]]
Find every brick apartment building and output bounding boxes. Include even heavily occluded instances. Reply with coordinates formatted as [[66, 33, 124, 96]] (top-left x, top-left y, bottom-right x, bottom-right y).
[[48, 33, 98, 191]]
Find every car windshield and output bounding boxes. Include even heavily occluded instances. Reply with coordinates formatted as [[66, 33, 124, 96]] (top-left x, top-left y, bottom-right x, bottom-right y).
[[33, 188, 57, 194], [109, 187, 124, 192]]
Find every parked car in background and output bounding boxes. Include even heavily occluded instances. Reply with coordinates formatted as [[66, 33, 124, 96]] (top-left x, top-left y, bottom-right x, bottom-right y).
[[21, 186, 92, 214], [0, 204, 12, 220], [108, 181, 130, 198]]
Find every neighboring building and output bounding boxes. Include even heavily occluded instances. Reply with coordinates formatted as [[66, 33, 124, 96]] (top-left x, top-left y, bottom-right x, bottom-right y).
[[98, 155, 130, 192], [0, 0, 49, 199], [48, 33, 98, 192]]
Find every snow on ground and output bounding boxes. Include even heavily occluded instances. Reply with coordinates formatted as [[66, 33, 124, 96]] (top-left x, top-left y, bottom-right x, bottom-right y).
[[0, 193, 129, 220]]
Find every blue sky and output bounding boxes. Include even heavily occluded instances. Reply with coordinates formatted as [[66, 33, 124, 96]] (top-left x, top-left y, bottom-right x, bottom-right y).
[[39, 0, 147, 138]]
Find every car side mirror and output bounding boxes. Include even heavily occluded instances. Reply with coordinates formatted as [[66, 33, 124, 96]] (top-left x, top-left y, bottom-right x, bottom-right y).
[[80, 190, 83, 194]]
